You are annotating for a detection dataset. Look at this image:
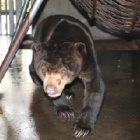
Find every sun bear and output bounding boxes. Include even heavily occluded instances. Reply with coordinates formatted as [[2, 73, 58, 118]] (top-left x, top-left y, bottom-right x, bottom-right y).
[[29, 15, 105, 137]]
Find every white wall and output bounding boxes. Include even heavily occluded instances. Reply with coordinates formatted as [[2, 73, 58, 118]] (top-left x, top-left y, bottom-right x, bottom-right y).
[[34, 0, 117, 40]]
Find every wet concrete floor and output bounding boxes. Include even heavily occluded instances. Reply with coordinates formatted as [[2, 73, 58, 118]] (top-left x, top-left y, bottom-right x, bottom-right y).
[[0, 39, 140, 140]]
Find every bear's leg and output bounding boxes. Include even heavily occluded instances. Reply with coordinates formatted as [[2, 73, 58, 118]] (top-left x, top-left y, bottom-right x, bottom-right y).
[[74, 65, 105, 137], [52, 87, 75, 120], [29, 62, 43, 86]]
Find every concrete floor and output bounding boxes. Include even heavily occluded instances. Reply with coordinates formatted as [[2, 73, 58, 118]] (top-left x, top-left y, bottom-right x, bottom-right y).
[[0, 37, 140, 140]]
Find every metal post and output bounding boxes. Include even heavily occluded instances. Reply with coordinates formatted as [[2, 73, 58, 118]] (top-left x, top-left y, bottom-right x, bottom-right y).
[[0, 0, 44, 82], [13, 0, 30, 41], [0, 0, 2, 35], [9, 0, 14, 35], [5, 0, 8, 35], [16, 0, 22, 24]]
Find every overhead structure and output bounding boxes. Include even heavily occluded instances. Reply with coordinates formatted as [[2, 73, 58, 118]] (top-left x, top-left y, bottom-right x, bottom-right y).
[[72, 0, 140, 36]]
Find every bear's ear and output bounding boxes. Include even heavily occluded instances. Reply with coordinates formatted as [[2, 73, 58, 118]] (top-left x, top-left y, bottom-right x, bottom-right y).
[[74, 42, 87, 55], [30, 43, 40, 51]]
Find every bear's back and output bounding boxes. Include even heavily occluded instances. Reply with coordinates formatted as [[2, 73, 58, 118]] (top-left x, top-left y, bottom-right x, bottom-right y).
[[35, 15, 92, 44], [34, 15, 96, 63]]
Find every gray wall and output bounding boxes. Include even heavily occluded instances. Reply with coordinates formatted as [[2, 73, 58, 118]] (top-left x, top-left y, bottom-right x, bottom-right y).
[[34, 0, 117, 40]]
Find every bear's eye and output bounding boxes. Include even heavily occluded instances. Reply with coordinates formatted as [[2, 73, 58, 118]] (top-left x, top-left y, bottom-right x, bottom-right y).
[[61, 69, 67, 78], [41, 67, 46, 76]]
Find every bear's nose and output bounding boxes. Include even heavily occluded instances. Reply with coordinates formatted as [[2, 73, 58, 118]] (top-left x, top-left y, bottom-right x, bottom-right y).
[[46, 85, 56, 94]]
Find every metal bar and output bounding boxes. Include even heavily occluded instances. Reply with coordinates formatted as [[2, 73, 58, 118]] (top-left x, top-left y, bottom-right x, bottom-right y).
[[0, 0, 2, 35], [5, 0, 8, 35], [13, 0, 30, 41], [0, 0, 44, 82], [16, 0, 22, 24], [9, 0, 14, 35]]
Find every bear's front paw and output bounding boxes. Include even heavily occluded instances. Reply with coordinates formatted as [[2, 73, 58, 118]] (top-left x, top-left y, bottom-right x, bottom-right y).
[[53, 105, 75, 120], [73, 120, 93, 137], [73, 109, 95, 137]]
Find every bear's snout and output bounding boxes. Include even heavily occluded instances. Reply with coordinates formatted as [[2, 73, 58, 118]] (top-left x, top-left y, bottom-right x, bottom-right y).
[[42, 72, 71, 98], [46, 85, 56, 94], [45, 85, 62, 98]]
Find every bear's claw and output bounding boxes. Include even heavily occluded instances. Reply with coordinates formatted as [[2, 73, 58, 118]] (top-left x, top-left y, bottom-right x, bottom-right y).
[[64, 89, 75, 103], [66, 95, 73, 103], [59, 110, 75, 120], [54, 105, 75, 120], [73, 123, 92, 137]]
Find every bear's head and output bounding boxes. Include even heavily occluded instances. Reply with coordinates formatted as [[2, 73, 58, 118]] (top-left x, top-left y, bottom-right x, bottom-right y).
[[31, 42, 87, 98]]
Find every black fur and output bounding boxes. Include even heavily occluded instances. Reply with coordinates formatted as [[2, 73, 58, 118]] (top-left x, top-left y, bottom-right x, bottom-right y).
[[29, 15, 105, 137]]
